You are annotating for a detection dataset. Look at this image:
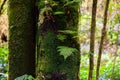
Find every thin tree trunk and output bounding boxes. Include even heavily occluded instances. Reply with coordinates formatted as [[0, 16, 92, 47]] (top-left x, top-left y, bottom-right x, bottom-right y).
[[8, 0, 37, 79], [96, 0, 110, 79], [88, 0, 98, 80]]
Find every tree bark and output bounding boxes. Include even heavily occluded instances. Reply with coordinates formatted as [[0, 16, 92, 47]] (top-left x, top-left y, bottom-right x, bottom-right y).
[[37, 0, 80, 80], [96, 0, 110, 79], [8, 0, 37, 79], [88, 0, 98, 80]]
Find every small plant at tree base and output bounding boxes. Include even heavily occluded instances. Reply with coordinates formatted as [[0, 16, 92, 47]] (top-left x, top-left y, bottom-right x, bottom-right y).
[[15, 74, 37, 80]]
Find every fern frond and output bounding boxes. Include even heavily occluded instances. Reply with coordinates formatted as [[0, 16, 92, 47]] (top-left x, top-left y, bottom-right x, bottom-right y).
[[57, 46, 78, 59], [54, 11, 64, 15], [58, 30, 77, 35], [57, 34, 67, 41], [40, 7, 52, 14], [64, 0, 83, 6]]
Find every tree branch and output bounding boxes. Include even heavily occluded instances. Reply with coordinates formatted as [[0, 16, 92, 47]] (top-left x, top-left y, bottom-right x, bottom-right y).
[[0, 0, 7, 15]]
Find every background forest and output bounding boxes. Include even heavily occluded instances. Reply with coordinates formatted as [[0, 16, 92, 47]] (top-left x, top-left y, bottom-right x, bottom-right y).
[[0, 0, 120, 80]]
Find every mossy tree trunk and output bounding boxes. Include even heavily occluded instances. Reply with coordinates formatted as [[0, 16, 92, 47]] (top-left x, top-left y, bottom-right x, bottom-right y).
[[37, 0, 80, 80], [8, 0, 37, 79]]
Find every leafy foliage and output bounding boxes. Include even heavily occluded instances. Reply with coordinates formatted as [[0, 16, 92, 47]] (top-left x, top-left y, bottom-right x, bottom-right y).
[[0, 45, 8, 80], [64, 0, 83, 6], [15, 74, 35, 80], [57, 46, 78, 59], [59, 30, 77, 35], [0, 73, 7, 80], [0, 45, 8, 74], [54, 11, 64, 15], [40, 7, 52, 15], [57, 34, 67, 41], [80, 54, 120, 80], [0, 46, 8, 66]]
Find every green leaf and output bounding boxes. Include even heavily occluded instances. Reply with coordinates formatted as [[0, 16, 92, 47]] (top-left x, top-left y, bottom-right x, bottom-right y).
[[64, 0, 82, 6], [109, 7, 113, 13], [28, 75, 34, 80], [59, 30, 77, 35], [15, 74, 34, 80], [57, 34, 67, 41], [57, 46, 78, 59], [40, 7, 52, 14], [64, 1, 74, 6], [74, 0, 83, 3], [54, 11, 64, 15]]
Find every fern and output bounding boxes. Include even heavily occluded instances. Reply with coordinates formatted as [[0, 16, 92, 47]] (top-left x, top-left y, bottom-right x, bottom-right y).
[[57, 34, 67, 41], [54, 11, 64, 15], [74, 0, 83, 3], [64, 0, 83, 6], [15, 74, 34, 80], [57, 46, 78, 59], [58, 30, 77, 35], [40, 7, 52, 14]]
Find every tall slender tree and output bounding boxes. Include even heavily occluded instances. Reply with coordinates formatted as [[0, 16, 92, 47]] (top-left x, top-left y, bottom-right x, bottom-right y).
[[88, 0, 98, 80], [8, 0, 37, 79], [96, 0, 110, 79], [37, 0, 80, 80]]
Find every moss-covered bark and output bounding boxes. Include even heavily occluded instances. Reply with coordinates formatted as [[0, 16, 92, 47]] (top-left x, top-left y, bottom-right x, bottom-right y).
[[8, 0, 37, 80], [37, 0, 80, 80]]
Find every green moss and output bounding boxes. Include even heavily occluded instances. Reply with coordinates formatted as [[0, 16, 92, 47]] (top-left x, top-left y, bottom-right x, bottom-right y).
[[37, 0, 80, 80], [8, 0, 36, 80]]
